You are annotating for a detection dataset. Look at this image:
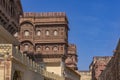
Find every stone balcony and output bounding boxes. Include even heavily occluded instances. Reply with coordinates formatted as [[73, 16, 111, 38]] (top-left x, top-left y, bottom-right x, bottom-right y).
[[34, 36, 67, 43]]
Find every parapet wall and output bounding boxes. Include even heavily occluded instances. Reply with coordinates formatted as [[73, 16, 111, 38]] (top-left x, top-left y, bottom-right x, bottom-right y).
[[65, 67, 80, 80], [23, 12, 66, 17], [0, 44, 65, 80], [93, 56, 112, 60], [20, 12, 68, 25]]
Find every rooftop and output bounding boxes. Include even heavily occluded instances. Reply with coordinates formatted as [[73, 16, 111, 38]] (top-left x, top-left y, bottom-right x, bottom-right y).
[[23, 12, 66, 17]]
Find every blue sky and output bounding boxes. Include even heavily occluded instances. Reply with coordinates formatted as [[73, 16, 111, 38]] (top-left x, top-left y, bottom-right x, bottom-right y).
[[21, 0, 120, 70]]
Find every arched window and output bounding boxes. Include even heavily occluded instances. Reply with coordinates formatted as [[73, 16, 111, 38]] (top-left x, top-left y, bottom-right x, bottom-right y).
[[36, 30, 41, 36], [24, 44, 29, 51], [53, 46, 58, 51], [24, 30, 30, 36], [36, 46, 41, 52], [14, 32, 18, 37], [45, 47, 50, 51], [45, 30, 49, 36], [54, 30, 58, 36]]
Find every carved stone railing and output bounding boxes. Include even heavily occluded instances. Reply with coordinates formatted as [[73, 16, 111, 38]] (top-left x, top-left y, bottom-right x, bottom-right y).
[[34, 36, 66, 43], [24, 12, 66, 17], [43, 70, 65, 80], [0, 44, 65, 80]]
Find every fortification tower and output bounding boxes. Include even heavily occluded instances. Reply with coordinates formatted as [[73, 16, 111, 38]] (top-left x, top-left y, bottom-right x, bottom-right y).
[[17, 12, 69, 73], [17, 12, 69, 75], [65, 44, 78, 70], [17, 12, 79, 75]]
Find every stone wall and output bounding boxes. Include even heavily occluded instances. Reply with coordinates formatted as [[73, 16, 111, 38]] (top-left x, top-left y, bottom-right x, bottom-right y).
[[0, 44, 65, 80], [0, 0, 22, 35], [65, 67, 80, 80], [79, 71, 91, 80], [90, 56, 111, 80], [98, 40, 120, 80], [98, 54, 119, 80]]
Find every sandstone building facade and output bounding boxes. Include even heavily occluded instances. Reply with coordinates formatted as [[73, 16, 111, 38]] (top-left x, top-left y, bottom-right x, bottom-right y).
[[0, 0, 80, 80], [89, 56, 111, 80], [79, 71, 91, 80], [0, 0, 24, 80], [16, 12, 78, 71], [98, 40, 120, 80], [66, 44, 78, 70], [0, 0, 22, 45]]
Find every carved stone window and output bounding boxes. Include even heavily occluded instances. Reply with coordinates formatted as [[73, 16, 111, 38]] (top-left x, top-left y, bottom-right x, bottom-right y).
[[36, 30, 41, 36], [53, 46, 58, 51], [24, 44, 29, 51], [45, 47, 50, 51], [14, 32, 18, 37], [36, 46, 41, 52], [54, 30, 58, 36], [45, 30, 49, 36], [24, 30, 30, 36]]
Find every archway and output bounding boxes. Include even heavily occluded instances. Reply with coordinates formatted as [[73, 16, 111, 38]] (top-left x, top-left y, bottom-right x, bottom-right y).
[[13, 71, 21, 80]]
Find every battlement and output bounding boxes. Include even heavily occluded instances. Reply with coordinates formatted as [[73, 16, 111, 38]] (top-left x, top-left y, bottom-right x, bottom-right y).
[[79, 70, 90, 72], [68, 44, 76, 48], [20, 12, 68, 25], [79, 71, 91, 75], [93, 56, 112, 61], [68, 43, 77, 54], [23, 12, 66, 17]]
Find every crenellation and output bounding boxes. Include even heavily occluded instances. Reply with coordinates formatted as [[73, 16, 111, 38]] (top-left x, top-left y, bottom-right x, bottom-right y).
[[90, 56, 112, 80], [79, 71, 91, 80], [24, 12, 66, 17]]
